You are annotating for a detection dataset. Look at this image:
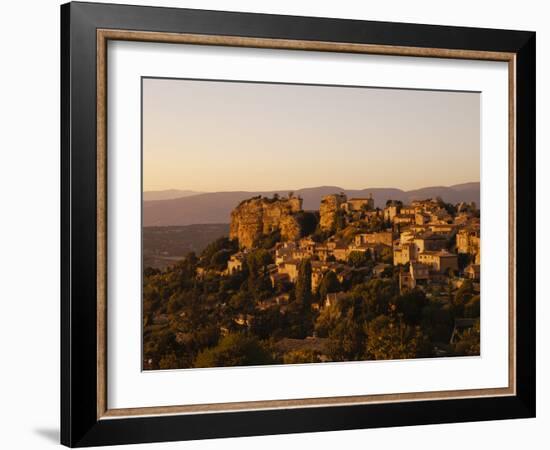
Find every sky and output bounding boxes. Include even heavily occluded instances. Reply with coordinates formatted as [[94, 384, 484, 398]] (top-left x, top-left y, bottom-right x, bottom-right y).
[[142, 78, 480, 192]]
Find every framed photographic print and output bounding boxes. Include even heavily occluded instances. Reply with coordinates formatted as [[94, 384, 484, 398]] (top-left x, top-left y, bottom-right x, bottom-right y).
[[61, 2, 536, 447]]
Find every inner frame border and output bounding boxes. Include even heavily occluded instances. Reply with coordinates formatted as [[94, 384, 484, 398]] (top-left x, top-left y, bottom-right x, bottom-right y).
[[96, 28, 516, 420]]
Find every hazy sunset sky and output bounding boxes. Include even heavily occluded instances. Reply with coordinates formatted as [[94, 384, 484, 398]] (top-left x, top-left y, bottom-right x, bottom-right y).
[[142, 78, 480, 192]]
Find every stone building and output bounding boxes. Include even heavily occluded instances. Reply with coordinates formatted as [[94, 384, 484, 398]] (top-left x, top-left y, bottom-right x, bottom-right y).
[[401, 206, 416, 215], [332, 242, 349, 262], [277, 259, 300, 283], [269, 272, 291, 289], [457, 226, 480, 255], [429, 209, 453, 224], [384, 203, 401, 222], [418, 250, 458, 273], [410, 262, 430, 286], [298, 237, 316, 253], [415, 212, 430, 225], [341, 195, 374, 213], [226, 252, 246, 275], [399, 230, 416, 244], [399, 262, 430, 293], [354, 231, 394, 247], [393, 214, 415, 226], [411, 198, 442, 214], [310, 261, 343, 292], [464, 263, 481, 281], [429, 223, 456, 234], [399, 270, 414, 293], [393, 242, 417, 265], [413, 232, 449, 253], [275, 241, 297, 265]]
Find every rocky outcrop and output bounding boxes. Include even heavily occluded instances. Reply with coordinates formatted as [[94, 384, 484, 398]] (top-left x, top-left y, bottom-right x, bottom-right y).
[[230, 195, 303, 248], [319, 194, 347, 231], [279, 215, 302, 242]]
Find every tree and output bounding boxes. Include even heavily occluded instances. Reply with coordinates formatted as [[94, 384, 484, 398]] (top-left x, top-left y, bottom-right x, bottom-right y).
[[378, 246, 393, 264], [249, 306, 284, 340], [210, 249, 232, 270], [365, 312, 426, 360], [453, 320, 480, 356], [380, 266, 393, 278], [351, 279, 398, 321], [464, 295, 480, 318], [365, 216, 385, 232], [201, 237, 237, 267], [228, 291, 254, 312], [295, 259, 312, 311], [327, 311, 365, 361], [314, 302, 342, 338], [158, 352, 179, 370], [311, 228, 331, 243], [395, 288, 428, 325], [455, 280, 474, 302], [385, 200, 403, 207], [246, 249, 274, 300], [286, 259, 313, 338], [458, 253, 473, 271], [347, 250, 370, 268], [453, 280, 474, 317], [168, 253, 198, 289], [283, 349, 320, 364], [167, 292, 184, 314], [318, 270, 340, 302], [334, 210, 346, 232], [246, 249, 273, 275], [295, 211, 318, 237], [255, 230, 281, 249], [143, 326, 188, 369], [144, 267, 161, 277], [437, 197, 457, 216], [421, 301, 454, 343], [194, 333, 273, 368]]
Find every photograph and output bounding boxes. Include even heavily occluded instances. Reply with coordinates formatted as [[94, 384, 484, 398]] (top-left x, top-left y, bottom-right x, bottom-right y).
[[141, 78, 482, 370]]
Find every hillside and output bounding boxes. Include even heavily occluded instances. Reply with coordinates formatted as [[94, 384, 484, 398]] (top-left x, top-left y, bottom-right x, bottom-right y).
[[143, 183, 480, 226], [143, 224, 229, 269]]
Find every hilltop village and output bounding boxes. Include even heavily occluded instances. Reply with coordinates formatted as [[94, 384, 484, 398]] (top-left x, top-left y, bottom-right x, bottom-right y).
[[227, 193, 479, 299], [143, 192, 481, 370]]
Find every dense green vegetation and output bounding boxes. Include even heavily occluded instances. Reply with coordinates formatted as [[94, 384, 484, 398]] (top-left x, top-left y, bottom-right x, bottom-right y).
[[143, 234, 479, 370]]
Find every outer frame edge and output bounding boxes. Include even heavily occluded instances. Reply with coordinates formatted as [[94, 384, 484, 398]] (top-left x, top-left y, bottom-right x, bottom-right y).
[[60, 2, 72, 447], [61, 2, 536, 446], [514, 32, 536, 419]]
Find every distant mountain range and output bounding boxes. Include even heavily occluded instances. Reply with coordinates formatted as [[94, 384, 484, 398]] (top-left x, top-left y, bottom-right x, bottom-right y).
[[143, 189, 203, 202], [143, 182, 480, 226]]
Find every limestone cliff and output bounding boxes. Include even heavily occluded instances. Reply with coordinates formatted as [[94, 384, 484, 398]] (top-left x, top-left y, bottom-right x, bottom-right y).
[[230, 195, 303, 248], [319, 194, 347, 231]]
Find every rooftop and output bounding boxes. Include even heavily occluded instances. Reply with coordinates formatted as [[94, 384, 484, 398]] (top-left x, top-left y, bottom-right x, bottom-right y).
[[420, 249, 456, 257]]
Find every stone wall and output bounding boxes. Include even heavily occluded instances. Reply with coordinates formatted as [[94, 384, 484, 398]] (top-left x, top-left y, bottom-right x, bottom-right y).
[[230, 196, 303, 248], [319, 194, 347, 231]]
